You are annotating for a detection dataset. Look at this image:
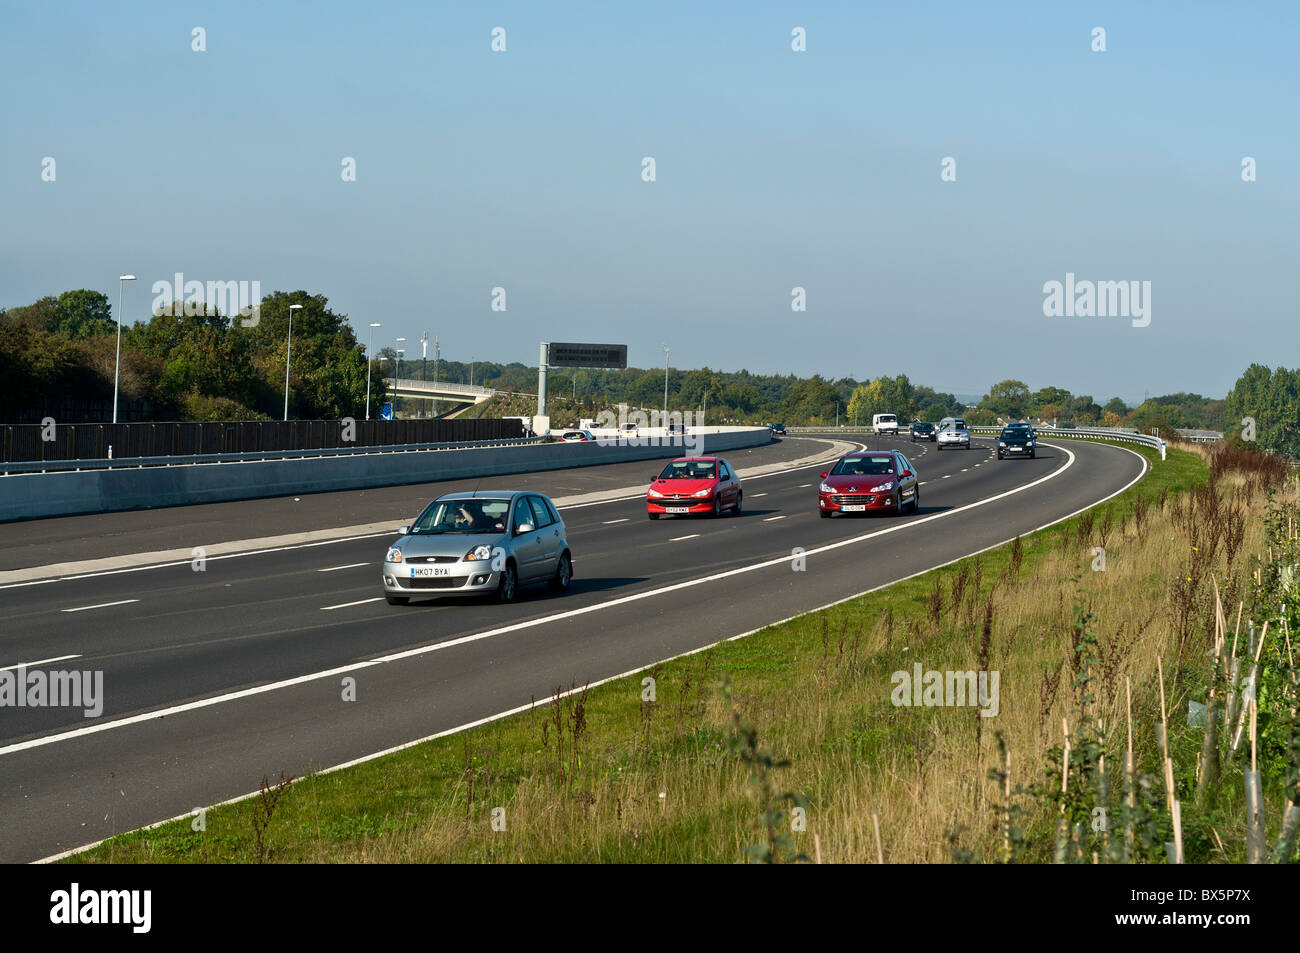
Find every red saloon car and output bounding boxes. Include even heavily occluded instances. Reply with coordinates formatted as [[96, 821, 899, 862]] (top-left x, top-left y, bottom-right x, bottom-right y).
[[647, 456, 742, 519], [817, 450, 919, 517]]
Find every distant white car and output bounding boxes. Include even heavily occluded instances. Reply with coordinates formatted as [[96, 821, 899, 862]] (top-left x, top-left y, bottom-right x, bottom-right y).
[[872, 413, 899, 435]]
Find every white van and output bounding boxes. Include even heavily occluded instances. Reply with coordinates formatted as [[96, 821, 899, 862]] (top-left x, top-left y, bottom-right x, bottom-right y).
[[872, 413, 899, 435]]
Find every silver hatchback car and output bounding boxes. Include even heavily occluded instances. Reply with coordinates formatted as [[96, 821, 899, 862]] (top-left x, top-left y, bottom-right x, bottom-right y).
[[382, 491, 572, 605]]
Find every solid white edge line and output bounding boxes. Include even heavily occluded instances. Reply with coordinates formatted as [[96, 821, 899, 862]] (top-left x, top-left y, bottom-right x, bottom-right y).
[[0, 534, 395, 591], [59, 599, 139, 613], [0, 654, 81, 673], [33, 440, 1150, 865]]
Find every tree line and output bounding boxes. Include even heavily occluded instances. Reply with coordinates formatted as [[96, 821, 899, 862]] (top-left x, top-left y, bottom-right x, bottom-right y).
[[1, 289, 377, 422], [0, 287, 1271, 439]]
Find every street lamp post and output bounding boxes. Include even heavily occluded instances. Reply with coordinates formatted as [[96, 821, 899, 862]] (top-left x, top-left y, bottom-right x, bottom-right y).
[[662, 344, 670, 426], [113, 275, 136, 424], [365, 322, 381, 420], [393, 337, 405, 418], [284, 304, 303, 421], [432, 336, 440, 418]]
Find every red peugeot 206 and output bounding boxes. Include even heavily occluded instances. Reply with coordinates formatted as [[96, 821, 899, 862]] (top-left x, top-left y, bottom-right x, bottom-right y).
[[817, 450, 919, 517], [646, 456, 742, 519]]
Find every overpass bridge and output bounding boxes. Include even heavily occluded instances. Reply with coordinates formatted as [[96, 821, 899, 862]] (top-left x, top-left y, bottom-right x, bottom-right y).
[[384, 378, 497, 404]]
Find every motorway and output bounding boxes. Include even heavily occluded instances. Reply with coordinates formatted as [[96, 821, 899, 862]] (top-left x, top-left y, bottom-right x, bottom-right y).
[[0, 433, 1147, 862]]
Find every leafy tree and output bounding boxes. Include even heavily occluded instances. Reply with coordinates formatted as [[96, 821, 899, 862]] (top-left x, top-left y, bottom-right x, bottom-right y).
[[781, 375, 838, 424], [1031, 386, 1072, 414], [1226, 364, 1300, 455], [983, 380, 1031, 419], [56, 290, 115, 340], [1102, 397, 1129, 417]]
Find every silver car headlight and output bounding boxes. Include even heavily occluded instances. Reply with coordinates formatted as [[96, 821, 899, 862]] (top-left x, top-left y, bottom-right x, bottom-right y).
[[386, 548, 403, 563], [999, 441, 1006, 447], [691, 487, 712, 497], [465, 545, 494, 561], [875, 481, 894, 492], [647, 487, 663, 498], [819, 482, 833, 493]]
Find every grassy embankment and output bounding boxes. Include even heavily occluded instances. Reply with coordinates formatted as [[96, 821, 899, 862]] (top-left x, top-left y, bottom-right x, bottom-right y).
[[71, 440, 1300, 863]]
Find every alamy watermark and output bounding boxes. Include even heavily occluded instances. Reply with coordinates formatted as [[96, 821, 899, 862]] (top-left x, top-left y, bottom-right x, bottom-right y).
[[890, 664, 999, 717], [150, 272, 262, 327], [0, 666, 104, 717], [591, 403, 706, 454], [1042, 273, 1150, 327]]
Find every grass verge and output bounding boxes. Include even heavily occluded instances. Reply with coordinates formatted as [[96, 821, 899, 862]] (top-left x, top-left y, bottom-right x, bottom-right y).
[[67, 440, 1299, 863]]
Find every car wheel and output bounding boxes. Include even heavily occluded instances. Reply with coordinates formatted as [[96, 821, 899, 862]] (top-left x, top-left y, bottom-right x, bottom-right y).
[[495, 563, 518, 603], [820, 509, 832, 518], [731, 491, 742, 516], [711, 496, 722, 518], [1029, 450, 1036, 458], [648, 511, 660, 520], [549, 552, 572, 592], [385, 594, 409, 606]]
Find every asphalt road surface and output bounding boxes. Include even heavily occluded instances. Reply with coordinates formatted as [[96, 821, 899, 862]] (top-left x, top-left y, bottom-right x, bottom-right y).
[[0, 433, 1146, 861]]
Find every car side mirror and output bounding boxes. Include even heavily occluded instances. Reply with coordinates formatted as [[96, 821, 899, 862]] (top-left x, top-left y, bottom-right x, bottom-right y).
[[819, 472, 827, 479], [515, 522, 534, 536], [398, 525, 409, 535]]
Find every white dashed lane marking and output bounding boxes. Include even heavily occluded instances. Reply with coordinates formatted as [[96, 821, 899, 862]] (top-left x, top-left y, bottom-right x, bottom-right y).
[[764, 516, 786, 522], [321, 598, 384, 611], [1, 654, 82, 672], [61, 600, 139, 613], [670, 534, 700, 542], [318, 563, 369, 572], [602, 518, 629, 524]]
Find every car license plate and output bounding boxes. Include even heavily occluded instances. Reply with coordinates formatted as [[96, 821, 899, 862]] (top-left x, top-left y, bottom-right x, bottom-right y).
[[841, 504, 866, 512], [410, 567, 450, 577], [665, 506, 691, 514]]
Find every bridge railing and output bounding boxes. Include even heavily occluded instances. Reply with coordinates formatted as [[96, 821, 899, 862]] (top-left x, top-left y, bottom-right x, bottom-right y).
[[386, 378, 497, 397]]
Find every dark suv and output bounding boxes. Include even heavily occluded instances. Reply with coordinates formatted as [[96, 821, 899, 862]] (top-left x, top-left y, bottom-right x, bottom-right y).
[[997, 425, 1036, 459], [768, 423, 786, 435], [910, 421, 936, 442]]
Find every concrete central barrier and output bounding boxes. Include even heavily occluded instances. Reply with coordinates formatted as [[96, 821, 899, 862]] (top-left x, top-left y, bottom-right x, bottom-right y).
[[0, 427, 772, 522]]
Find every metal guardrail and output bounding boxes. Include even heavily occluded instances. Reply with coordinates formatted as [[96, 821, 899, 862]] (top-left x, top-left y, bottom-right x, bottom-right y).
[[785, 424, 1167, 450], [1, 436, 545, 476], [969, 425, 1165, 450]]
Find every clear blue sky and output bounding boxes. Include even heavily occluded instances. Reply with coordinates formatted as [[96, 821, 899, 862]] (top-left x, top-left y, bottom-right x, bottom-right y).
[[3, 0, 1296, 404]]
